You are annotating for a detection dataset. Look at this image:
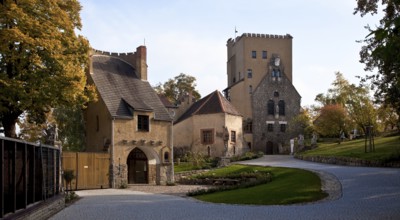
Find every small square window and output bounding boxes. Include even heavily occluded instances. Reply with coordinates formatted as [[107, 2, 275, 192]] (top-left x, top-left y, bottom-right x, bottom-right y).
[[201, 129, 214, 144], [267, 123, 274, 132], [262, 51, 267, 59], [280, 124, 286, 132], [247, 69, 252, 78], [252, 51, 256, 59], [138, 115, 149, 131]]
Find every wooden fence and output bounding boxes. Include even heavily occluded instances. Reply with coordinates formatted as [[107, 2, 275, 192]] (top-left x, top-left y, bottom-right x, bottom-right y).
[[62, 152, 110, 190], [0, 136, 60, 218]]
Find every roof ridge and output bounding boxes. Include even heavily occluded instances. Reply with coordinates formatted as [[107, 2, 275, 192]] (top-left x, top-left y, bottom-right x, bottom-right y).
[[215, 90, 227, 113], [191, 91, 215, 116]]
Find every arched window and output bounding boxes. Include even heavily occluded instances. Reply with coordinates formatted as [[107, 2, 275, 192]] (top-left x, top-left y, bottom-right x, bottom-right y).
[[268, 100, 275, 115], [278, 100, 285, 116], [164, 152, 170, 163]]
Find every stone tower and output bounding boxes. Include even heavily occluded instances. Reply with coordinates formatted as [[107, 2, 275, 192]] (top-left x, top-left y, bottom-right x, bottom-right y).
[[224, 33, 301, 154]]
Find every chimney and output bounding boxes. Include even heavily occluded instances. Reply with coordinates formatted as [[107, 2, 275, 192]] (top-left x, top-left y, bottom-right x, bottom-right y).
[[136, 46, 147, 81]]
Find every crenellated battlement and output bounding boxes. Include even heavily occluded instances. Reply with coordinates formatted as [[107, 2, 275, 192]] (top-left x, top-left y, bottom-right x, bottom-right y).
[[227, 33, 293, 44], [90, 45, 147, 81], [91, 49, 135, 57]]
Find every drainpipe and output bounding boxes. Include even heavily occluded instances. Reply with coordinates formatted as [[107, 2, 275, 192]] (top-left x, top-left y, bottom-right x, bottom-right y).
[[170, 119, 175, 183], [111, 117, 115, 188]]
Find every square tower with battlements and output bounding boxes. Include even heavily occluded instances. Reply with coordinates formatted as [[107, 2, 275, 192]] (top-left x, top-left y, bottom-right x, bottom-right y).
[[224, 33, 301, 154]]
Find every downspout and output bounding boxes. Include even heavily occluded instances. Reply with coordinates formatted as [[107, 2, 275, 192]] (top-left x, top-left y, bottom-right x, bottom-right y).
[[111, 117, 115, 188], [170, 119, 175, 183]]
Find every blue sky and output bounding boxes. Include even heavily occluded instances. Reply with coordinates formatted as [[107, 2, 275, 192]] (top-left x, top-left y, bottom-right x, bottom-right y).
[[78, 0, 380, 106]]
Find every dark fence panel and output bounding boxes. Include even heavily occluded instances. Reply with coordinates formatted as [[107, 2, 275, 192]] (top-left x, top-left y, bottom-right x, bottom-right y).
[[0, 136, 61, 218]]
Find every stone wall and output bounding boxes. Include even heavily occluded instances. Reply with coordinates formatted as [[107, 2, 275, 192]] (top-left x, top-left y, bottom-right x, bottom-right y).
[[252, 71, 301, 153], [295, 155, 400, 168]]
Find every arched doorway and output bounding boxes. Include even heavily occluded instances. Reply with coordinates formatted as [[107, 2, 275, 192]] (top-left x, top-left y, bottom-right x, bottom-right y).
[[266, 141, 274, 155], [127, 148, 148, 184]]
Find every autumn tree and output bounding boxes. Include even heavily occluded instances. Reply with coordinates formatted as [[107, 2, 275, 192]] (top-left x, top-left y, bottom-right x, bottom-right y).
[[314, 104, 350, 143], [154, 73, 201, 104], [354, 0, 400, 123], [315, 72, 377, 134], [0, 0, 94, 138]]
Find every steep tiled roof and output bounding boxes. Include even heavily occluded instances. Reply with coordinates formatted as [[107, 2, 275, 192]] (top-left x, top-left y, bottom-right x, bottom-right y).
[[158, 94, 177, 108], [175, 90, 241, 124], [90, 55, 172, 121]]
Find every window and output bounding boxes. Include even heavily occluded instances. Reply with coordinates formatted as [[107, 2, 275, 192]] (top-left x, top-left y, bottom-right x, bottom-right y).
[[231, 131, 236, 142], [201, 129, 214, 144], [272, 69, 281, 77], [138, 115, 149, 131], [267, 123, 274, 132], [244, 121, 252, 133], [164, 152, 170, 163], [278, 100, 285, 116], [280, 124, 286, 132], [262, 51, 267, 59], [274, 91, 279, 97], [252, 50, 256, 58], [268, 100, 275, 115], [249, 85, 253, 94], [247, 69, 252, 78]]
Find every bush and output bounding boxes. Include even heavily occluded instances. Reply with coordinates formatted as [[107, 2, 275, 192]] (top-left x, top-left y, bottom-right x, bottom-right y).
[[65, 191, 78, 203], [187, 171, 272, 196]]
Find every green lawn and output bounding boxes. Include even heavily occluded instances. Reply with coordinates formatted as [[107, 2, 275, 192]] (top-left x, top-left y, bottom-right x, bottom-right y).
[[192, 164, 327, 205], [300, 135, 400, 162]]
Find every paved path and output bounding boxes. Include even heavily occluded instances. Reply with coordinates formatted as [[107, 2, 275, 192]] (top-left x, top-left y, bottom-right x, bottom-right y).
[[50, 156, 400, 220]]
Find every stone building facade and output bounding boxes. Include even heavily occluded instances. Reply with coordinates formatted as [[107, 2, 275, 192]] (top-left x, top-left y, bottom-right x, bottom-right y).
[[224, 33, 301, 154], [173, 91, 246, 158], [85, 46, 173, 187]]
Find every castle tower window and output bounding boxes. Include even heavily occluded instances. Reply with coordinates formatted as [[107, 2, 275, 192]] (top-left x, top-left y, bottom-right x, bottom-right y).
[[252, 51, 256, 59], [247, 69, 252, 78], [249, 85, 253, 94], [268, 100, 275, 115], [244, 120, 252, 133], [262, 51, 267, 59], [280, 124, 286, 132], [267, 123, 274, 132], [278, 100, 285, 116]]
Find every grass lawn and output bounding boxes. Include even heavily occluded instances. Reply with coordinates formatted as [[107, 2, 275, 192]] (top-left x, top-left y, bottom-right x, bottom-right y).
[[300, 135, 400, 162], [192, 164, 327, 205]]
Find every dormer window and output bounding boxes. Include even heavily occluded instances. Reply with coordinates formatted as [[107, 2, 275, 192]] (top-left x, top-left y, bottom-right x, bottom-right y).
[[138, 115, 149, 131]]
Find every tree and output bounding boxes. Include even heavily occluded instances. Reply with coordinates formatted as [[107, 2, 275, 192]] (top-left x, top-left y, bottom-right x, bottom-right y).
[[0, 0, 95, 138], [290, 107, 314, 138], [154, 73, 201, 104], [354, 0, 400, 123], [315, 72, 377, 135], [314, 104, 349, 143]]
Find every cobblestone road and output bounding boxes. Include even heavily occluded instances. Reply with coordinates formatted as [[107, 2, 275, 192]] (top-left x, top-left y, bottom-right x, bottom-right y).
[[50, 156, 400, 220]]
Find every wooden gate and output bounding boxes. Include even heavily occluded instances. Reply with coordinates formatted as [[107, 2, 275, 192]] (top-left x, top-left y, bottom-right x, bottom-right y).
[[62, 152, 110, 190]]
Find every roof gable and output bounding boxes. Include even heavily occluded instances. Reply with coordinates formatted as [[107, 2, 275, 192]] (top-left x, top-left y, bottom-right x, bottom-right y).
[[90, 55, 172, 121], [175, 90, 241, 124]]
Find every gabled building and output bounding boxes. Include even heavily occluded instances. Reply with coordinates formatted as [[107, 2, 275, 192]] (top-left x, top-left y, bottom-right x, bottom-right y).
[[85, 46, 173, 187], [173, 90, 246, 158], [224, 33, 302, 154]]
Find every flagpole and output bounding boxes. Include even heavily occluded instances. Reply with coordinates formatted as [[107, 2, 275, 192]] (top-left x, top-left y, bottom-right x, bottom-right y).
[[234, 26, 237, 39]]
